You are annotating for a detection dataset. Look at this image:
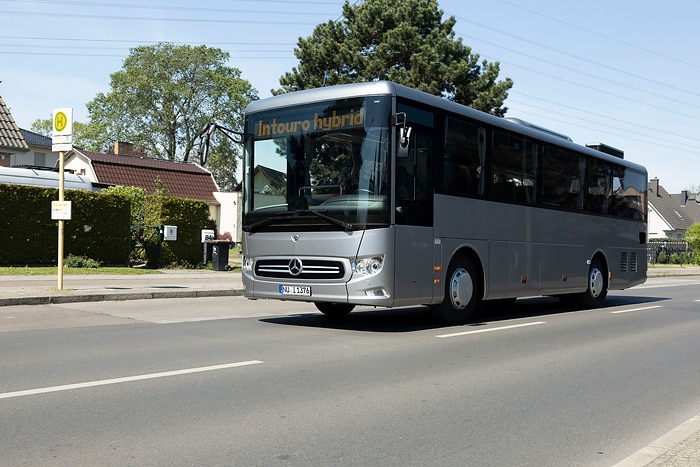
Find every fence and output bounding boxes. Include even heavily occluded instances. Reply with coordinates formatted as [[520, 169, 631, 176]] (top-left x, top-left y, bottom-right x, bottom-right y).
[[647, 242, 689, 264]]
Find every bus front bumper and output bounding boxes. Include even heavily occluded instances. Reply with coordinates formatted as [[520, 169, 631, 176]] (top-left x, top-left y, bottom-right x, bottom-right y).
[[242, 273, 395, 307]]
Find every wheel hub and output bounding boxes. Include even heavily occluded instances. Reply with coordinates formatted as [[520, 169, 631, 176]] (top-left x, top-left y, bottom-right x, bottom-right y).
[[449, 267, 474, 310], [589, 267, 604, 298]]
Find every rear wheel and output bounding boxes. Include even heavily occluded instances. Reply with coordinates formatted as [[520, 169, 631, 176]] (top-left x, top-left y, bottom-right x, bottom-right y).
[[430, 254, 481, 325], [560, 257, 608, 308], [581, 258, 608, 307], [315, 302, 355, 318]]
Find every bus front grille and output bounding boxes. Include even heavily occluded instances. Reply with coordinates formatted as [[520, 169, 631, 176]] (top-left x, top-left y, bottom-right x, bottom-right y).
[[255, 258, 345, 280]]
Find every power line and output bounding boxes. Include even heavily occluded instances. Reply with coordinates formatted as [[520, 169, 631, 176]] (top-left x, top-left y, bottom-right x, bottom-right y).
[[0, 10, 322, 25], [454, 16, 700, 100], [0, 0, 341, 12], [494, 0, 700, 69]]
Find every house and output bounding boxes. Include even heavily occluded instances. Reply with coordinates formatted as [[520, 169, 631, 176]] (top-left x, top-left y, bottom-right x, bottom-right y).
[[64, 144, 219, 201], [647, 178, 700, 239], [0, 95, 29, 166], [63, 142, 241, 241], [18, 128, 60, 169], [252, 165, 286, 208]]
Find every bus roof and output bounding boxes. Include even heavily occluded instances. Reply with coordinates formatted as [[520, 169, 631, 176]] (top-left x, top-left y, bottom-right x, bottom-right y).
[[246, 81, 647, 174], [0, 166, 93, 191]]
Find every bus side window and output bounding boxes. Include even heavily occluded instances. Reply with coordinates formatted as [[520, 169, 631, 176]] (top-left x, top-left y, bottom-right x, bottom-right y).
[[491, 130, 535, 204], [396, 128, 433, 226], [584, 158, 610, 214], [541, 145, 581, 209], [611, 166, 646, 220], [396, 101, 434, 227], [444, 118, 482, 197]]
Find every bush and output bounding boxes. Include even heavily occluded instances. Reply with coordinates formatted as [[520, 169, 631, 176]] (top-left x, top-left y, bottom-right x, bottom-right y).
[[64, 254, 101, 268], [0, 185, 131, 265], [657, 251, 667, 264], [1, 185, 218, 268]]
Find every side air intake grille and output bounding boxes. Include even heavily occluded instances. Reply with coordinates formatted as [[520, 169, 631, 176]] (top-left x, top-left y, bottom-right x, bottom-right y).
[[620, 252, 638, 273], [630, 252, 638, 272]]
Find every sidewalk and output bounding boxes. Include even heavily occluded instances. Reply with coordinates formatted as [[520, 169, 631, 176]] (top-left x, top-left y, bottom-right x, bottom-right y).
[[0, 269, 243, 307]]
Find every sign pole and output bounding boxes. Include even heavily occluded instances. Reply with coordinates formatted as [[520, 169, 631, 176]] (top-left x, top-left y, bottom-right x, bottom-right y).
[[52, 108, 73, 291], [57, 150, 65, 290]]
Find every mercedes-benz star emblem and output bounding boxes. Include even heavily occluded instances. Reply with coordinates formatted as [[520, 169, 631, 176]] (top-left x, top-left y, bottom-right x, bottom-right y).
[[288, 258, 303, 276]]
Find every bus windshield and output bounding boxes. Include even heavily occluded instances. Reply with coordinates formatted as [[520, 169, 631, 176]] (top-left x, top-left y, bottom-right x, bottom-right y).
[[243, 96, 391, 231]]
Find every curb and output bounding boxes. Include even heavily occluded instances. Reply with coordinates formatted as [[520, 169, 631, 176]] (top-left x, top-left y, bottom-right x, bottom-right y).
[[614, 414, 700, 466], [0, 288, 243, 307]]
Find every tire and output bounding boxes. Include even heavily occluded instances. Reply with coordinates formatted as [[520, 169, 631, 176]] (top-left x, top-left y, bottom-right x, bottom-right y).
[[562, 257, 608, 308], [430, 254, 481, 325], [315, 302, 355, 318]]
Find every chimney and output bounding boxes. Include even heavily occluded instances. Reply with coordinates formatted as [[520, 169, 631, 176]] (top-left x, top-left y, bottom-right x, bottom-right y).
[[681, 190, 688, 206], [649, 178, 659, 196], [114, 141, 135, 155]]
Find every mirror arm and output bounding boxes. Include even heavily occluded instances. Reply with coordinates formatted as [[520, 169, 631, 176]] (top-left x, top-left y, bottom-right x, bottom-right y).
[[197, 122, 245, 165]]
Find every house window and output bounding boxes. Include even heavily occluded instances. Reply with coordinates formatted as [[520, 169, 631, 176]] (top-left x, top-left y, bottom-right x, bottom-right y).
[[34, 152, 46, 167]]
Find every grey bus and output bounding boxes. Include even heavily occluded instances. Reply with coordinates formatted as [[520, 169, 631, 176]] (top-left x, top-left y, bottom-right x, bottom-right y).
[[240, 81, 647, 324]]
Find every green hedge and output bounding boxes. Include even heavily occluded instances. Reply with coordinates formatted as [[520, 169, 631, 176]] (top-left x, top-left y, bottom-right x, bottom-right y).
[[142, 195, 216, 267], [0, 185, 131, 265], [0, 185, 217, 267]]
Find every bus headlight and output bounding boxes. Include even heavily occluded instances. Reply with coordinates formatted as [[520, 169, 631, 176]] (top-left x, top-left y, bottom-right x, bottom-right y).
[[352, 255, 384, 276], [242, 256, 254, 273]]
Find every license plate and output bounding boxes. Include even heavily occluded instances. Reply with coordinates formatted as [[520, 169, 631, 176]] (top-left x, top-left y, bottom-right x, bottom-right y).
[[279, 285, 312, 296]]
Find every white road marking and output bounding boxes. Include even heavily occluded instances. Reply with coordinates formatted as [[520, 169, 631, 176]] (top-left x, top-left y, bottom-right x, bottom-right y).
[[436, 321, 546, 338], [611, 305, 663, 314], [637, 280, 700, 290], [0, 360, 264, 400]]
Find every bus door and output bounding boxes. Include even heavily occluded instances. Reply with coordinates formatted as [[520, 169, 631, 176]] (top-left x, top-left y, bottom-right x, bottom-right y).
[[392, 104, 436, 306]]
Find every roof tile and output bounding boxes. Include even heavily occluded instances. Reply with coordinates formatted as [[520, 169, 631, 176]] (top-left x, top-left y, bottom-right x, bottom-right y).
[[77, 150, 219, 203], [0, 96, 29, 152]]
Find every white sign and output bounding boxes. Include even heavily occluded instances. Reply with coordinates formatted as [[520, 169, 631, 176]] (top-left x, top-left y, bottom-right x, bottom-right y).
[[201, 229, 215, 242], [163, 225, 178, 241], [51, 201, 72, 220], [52, 108, 73, 152]]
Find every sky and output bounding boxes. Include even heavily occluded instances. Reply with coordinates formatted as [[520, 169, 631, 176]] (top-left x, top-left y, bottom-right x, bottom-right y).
[[2, 0, 699, 193]]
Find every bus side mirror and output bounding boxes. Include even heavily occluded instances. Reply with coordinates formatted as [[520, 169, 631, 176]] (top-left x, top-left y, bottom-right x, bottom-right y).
[[393, 112, 412, 158], [197, 136, 210, 165], [197, 122, 217, 165]]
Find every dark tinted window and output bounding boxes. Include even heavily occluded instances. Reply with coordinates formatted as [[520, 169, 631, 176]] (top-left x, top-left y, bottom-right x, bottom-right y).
[[443, 118, 483, 197]]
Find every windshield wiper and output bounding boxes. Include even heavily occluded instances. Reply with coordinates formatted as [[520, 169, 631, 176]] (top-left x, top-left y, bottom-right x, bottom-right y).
[[307, 209, 354, 230], [246, 210, 353, 233]]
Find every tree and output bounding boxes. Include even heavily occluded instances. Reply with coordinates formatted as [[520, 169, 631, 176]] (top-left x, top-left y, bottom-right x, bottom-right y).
[[276, 0, 513, 116], [685, 222, 700, 264], [86, 42, 257, 189]]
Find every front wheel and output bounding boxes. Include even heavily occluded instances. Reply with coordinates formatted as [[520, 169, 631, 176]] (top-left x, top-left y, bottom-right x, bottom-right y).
[[430, 254, 481, 325], [315, 302, 355, 318]]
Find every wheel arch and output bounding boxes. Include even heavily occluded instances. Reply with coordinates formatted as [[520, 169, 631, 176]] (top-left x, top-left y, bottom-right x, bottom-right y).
[[590, 250, 609, 278], [447, 246, 485, 302]]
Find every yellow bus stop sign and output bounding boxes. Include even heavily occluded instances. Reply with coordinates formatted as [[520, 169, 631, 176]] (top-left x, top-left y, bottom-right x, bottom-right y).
[[52, 108, 73, 151]]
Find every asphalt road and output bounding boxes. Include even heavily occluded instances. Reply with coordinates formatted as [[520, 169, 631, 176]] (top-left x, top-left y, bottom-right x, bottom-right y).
[[1, 276, 700, 466]]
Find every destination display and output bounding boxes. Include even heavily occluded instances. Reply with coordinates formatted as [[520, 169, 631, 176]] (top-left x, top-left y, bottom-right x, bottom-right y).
[[256, 107, 364, 138]]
